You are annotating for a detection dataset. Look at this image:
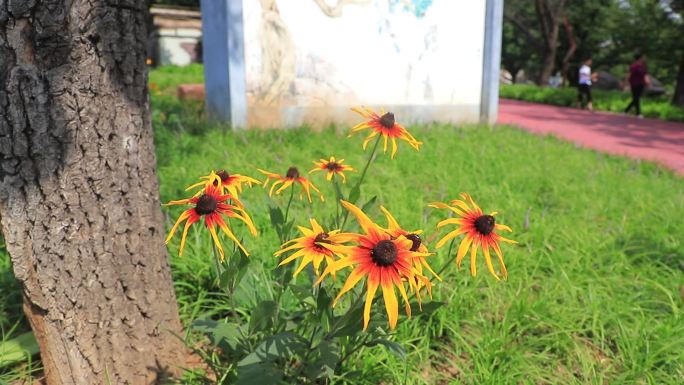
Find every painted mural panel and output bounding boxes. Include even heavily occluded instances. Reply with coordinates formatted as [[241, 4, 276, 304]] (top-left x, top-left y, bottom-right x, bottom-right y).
[[242, 0, 486, 128]]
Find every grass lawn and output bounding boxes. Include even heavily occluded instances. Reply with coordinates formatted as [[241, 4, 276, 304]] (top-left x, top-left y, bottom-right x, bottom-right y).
[[1, 66, 683, 384], [500, 83, 684, 123]]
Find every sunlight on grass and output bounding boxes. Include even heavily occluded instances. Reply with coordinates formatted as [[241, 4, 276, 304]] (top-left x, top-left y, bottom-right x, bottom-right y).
[[0, 66, 682, 384], [154, 119, 684, 384]]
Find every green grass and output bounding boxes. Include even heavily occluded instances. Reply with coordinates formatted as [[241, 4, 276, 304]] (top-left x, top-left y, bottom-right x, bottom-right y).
[[501, 84, 684, 123], [157, 122, 684, 385], [1, 66, 683, 384]]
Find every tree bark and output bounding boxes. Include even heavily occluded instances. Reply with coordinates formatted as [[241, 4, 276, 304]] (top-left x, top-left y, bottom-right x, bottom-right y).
[[560, 14, 576, 86], [0, 1, 185, 385], [673, 50, 684, 107], [535, 0, 566, 86]]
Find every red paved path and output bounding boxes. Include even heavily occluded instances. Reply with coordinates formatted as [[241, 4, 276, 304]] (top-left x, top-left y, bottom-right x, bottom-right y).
[[497, 99, 684, 175]]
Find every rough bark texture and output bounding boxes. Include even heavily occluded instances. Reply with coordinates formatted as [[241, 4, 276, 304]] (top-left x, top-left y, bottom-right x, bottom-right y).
[[0, 1, 185, 384]]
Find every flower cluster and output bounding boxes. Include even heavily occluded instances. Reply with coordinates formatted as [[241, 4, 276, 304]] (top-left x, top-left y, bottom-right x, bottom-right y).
[[164, 107, 518, 334]]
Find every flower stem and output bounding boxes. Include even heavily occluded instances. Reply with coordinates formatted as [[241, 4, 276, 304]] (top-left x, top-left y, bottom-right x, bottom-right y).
[[211, 244, 223, 285], [356, 135, 382, 189], [341, 135, 382, 229], [283, 185, 296, 225], [332, 178, 342, 228]]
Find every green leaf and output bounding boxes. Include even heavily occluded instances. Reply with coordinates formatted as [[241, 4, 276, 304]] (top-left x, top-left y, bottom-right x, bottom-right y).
[[238, 332, 307, 366], [410, 300, 446, 318], [361, 196, 378, 212], [249, 300, 277, 333], [219, 247, 251, 292], [269, 206, 284, 227], [305, 340, 340, 380], [274, 220, 296, 244], [191, 319, 243, 353], [365, 338, 406, 360], [0, 332, 39, 368], [348, 185, 361, 204], [330, 301, 365, 338], [235, 361, 284, 385], [290, 284, 314, 303], [316, 287, 334, 331]]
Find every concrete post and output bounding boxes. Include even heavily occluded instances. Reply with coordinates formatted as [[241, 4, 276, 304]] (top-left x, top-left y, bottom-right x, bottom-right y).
[[480, 0, 504, 125], [200, 0, 247, 128]]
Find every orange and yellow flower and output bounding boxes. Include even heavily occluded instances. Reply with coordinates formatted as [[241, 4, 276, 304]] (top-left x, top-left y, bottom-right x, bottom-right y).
[[258, 167, 324, 203], [349, 107, 422, 159], [309, 156, 355, 183], [164, 182, 257, 259], [328, 201, 429, 330], [275, 218, 356, 277], [430, 193, 516, 280], [379, 206, 440, 302], [186, 169, 260, 199]]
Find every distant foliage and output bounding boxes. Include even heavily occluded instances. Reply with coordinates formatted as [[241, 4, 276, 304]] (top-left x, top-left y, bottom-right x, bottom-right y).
[[504, 0, 684, 86]]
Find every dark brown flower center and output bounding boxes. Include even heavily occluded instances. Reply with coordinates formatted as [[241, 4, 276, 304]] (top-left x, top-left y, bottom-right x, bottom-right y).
[[406, 233, 421, 252], [195, 194, 217, 215], [371, 240, 397, 266], [314, 232, 330, 244], [325, 162, 340, 171], [217, 170, 230, 182], [379, 112, 395, 128], [286, 167, 300, 179], [474, 215, 495, 235]]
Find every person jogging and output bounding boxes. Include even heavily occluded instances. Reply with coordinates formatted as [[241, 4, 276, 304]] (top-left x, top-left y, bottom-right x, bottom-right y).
[[576, 58, 598, 110], [624, 53, 650, 118]]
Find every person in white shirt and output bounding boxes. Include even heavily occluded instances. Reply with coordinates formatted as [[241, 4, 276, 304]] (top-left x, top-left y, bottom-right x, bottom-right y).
[[576, 58, 598, 111]]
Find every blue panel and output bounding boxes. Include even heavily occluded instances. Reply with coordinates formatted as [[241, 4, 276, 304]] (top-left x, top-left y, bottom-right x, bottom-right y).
[[200, 0, 247, 128]]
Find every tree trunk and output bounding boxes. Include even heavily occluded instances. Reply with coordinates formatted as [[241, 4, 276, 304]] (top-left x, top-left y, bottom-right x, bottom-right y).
[[560, 15, 576, 86], [0, 2, 185, 385], [673, 50, 684, 107], [535, 0, 565, 86], [539, 44, 558, 86]]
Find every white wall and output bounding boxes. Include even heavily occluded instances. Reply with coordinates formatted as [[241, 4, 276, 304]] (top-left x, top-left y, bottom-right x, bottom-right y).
[[157, 28, 201, 66], [241, 0, 487, 128]]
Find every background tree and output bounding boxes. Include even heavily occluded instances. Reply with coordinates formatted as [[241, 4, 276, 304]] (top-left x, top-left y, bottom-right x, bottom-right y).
[[503, 0, 684, 97], [534, 0, 568, 86], [0, 2, 185, 384], [502, 6, 540, 83], [668, 0, 684, 106], [504, 0, 568, 85]]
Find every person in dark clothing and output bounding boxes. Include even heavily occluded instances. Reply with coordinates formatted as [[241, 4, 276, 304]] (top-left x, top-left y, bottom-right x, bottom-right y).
[[624, 53, 650, 117]]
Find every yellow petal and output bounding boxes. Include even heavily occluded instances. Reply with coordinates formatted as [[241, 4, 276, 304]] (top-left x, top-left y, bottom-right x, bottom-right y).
[[469, 239, 479, 277], [208, 225, 225, 261], [333, 266, 368, 306], [455, 234, 473, 267], [381, 275, 399, 330], [435, 227, 467, 249], [495, 223, 513, 232], [482, 243, 500, 281], [363, 277, 379, 331]]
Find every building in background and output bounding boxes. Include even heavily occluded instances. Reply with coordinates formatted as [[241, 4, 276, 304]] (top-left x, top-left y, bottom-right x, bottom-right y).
[[149, 5, 202, 67]]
